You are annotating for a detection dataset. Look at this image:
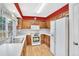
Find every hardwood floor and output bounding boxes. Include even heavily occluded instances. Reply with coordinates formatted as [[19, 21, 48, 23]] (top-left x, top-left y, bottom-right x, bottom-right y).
[[25, 44, 53, 56]]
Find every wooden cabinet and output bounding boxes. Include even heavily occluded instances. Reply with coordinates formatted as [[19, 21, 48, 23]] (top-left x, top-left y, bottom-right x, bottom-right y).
[[45, 35, 50, 48], [21, 36, 27, 56], [41, 34, 50, 48], [21, 35, 31, 56], [41, 34, 45, 44], [26, 35, 31, 45], [18, 19, 50, 29]]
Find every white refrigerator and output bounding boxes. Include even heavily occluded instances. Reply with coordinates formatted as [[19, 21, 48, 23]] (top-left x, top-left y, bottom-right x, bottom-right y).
[[50, 16, 69, 56]]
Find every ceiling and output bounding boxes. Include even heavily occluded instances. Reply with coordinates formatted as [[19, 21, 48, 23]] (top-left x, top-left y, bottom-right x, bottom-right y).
[[4, 3, 67, 18], [4, 3, 21, 17]]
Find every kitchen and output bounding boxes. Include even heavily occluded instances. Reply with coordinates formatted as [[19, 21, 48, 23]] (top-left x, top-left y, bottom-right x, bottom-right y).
[[0, 3, 69, 56]]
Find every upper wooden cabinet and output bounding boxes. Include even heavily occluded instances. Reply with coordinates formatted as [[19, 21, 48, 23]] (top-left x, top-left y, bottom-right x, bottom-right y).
[[17, 19, 50, 29]]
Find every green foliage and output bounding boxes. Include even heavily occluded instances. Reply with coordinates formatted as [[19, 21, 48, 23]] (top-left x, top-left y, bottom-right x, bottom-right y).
[[0, 17, 5, 30], [0, 17, 5, 25]]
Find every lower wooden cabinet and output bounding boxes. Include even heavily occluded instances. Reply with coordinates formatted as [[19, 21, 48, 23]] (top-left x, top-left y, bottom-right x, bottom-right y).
[[41, 34, 45, 44], [26, 35, 31, 45], [21, 36, 27, 56], [41, 34, 50, 48]]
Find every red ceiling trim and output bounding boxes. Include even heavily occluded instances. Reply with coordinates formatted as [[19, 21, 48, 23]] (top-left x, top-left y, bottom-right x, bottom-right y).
[[46, 4, 69, 19], [23, 16, 46, 18], [22, 16, 47, 21], [14, 3, 23, 18], [23, 16, 46, 19]]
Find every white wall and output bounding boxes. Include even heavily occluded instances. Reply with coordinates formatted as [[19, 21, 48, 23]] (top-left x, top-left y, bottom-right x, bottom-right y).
[[69, 4, 79, 56]]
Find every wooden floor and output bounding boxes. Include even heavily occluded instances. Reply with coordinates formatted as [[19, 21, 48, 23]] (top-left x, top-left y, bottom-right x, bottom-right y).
[[25, 44, 53, 56]]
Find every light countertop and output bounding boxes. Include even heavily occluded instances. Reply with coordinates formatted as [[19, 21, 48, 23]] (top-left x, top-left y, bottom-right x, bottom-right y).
[[0, 43, 22, 56], [0, 34, 26, 56]]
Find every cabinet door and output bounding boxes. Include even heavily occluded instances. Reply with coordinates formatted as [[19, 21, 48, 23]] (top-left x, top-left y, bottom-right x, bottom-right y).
[[41, 34, 45, 44], [45, 35, 50, 48], [43, 35, 50, 47], [26, 35, 31, 45], [41, 34, 50, 47]]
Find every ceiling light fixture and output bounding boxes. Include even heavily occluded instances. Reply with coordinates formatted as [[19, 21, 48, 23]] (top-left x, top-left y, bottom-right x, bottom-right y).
[[37, 3, 47, 14]]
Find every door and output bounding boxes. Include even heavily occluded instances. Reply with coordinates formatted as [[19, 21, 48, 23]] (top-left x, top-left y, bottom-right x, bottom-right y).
[[69, 4, 79, 56], [55, 17, 68, 56]]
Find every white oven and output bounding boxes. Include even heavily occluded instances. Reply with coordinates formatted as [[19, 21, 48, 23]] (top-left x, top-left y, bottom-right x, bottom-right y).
[[31, 33, 41, 45]]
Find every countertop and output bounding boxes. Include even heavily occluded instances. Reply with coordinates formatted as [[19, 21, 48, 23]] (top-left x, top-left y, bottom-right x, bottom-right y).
[[0, 43, 22, 56], [0, 34, 26, 56]]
